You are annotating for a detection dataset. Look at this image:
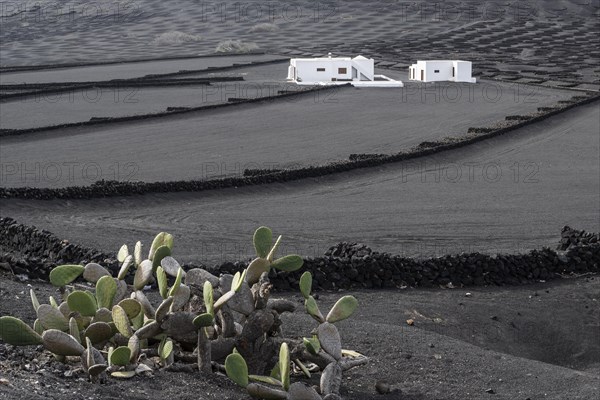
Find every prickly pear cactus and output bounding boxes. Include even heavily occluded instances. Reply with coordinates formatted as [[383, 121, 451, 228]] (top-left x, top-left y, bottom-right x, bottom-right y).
[[0, 227, 367, 399]]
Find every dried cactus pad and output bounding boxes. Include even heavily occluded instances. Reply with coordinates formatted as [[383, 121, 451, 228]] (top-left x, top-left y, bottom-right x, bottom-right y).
[[37, 304, 69, 332], [49, 264, 85, 287], [83, 263, 110, 283], [42, 329, 85, 356], [317, 322, 342, 360], [246, 383, 287, 400], [225, 353, 249, 388], [289, 382, 322, 400], [0, 316, 44, 346], [134, 260, 153, 290], [160, 256, 182, 278], [326, 296, 358, 323], [112, 370, 136, 379], [84, 322, 113, 344]]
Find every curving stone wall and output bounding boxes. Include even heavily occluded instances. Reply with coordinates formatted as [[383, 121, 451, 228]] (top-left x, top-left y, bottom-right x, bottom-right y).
[[1, 93, 598, 200], [1, 217, 598, 290]]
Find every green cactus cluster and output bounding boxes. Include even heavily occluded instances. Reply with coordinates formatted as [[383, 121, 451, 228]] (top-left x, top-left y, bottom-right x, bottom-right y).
[[0, 227, 367, 399]]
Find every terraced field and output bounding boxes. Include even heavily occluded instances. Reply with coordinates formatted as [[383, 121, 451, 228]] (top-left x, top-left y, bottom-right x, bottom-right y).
[[1, 1, 599, 400]]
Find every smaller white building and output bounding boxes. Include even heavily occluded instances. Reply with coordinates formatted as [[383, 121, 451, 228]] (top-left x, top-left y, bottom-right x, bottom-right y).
[[409, 60, 476, 83], [287, 54, 403, 87]]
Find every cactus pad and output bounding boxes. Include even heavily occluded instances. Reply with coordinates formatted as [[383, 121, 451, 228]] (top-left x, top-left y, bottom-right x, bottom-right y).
[[0, 316, 43, 346], [112, 305, 133, 338], [271, 255, 304, 272], [37, 304, 69, 331], [326, 295, 358, 323], [149, 232, 174, 260], [299, 272, 312, 299], [159, 338, 173, 360], [83, 263, 110, 283], [117, 299, 142, 320], [225, 353, 249, 388], [245, 257, 271, 285], [279, 342, 290, 391], [42, 329, 85, 356], [67, 291, 98, 317], [253, 226, 272, 258], [152, 245, 171, 270], [203, 281, 214, 316], [156, 266, 168, 299], [95, 275, 117, 309], [134, 260, 153, 290], [193, 313, 214, 328], [167, 266, 183, 297], [305, 296, 325, 323], [49, 264, 84, 287], [134, 241, 143, 266], [303, 337, 321, 355], [30, 289, 40, 312], [109, 346, 131, 366], [84, 322, 113, 344], [160, 256, 182, 277], [317, 322, 342, 360], [117, 255, 134, 280], [117, 244, 129, 263]]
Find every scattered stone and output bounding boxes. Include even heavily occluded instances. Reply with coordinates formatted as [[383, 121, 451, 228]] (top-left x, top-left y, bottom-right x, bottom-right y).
[[485, 388, 495, 394], [375, 381, 391, 394], [406, 319, 414, 326]]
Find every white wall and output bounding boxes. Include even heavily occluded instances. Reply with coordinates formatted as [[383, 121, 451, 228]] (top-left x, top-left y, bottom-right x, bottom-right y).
[[352, 58, 374, 80], [410, 61, 475, 83], [454, 61, 475, 83], [293, 59, 353, 83], [421, 61, 454, 82]]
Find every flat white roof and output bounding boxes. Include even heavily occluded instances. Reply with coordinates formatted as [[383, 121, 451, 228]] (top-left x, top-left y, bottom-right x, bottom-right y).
[[291, 56, 372, 62], [292, 58, 352, 61], [415, 60, 471, 62]]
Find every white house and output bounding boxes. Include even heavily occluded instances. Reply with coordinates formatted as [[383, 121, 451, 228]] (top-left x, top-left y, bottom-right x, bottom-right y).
[[287, 54, 403, 87], [409, 60, 476, 83]]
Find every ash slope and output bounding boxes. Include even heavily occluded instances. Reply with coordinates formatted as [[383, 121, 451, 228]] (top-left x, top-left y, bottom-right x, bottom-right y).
[[1, 102, 598, 263], [0, 275, 598, 400], [0, 78, 576, 187]]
